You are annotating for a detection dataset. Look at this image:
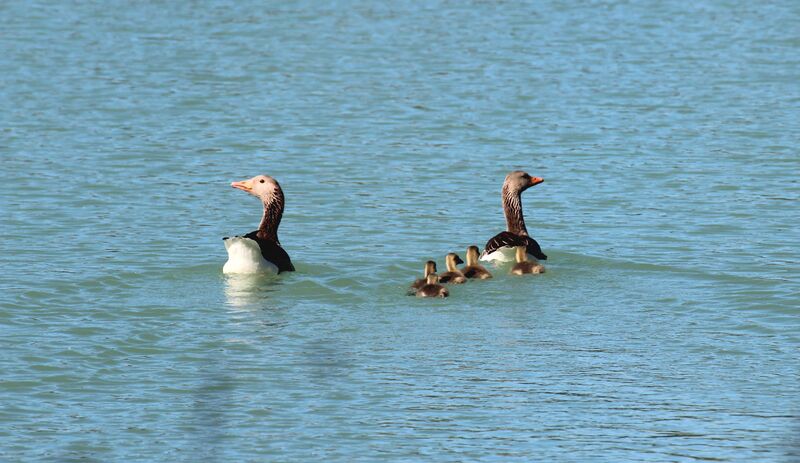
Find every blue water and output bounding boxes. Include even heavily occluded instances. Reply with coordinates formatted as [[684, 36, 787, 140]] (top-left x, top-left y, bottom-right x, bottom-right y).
[[1, 1, 799, 461]]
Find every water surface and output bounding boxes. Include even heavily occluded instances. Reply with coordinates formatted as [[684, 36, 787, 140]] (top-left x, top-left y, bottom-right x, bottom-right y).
[[1, 1, 799, 461]]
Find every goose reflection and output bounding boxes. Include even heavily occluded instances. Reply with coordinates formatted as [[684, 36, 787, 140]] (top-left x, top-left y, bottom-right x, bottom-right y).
[[223, 273, 281, 308]]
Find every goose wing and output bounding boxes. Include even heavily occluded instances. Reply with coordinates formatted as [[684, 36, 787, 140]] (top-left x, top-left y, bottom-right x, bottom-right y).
[[242, 230, 295, 273], [483, 231, 547, 260]]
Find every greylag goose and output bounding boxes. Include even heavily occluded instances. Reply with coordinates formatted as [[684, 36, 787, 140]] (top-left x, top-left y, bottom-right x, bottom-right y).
[[481, 171, 547, 263], [223, 175, 295, 274]]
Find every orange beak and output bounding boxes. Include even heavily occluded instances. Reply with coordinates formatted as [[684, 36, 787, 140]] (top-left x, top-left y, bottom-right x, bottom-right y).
[[231, 179, 254, 192], [530, 177, 544, 186]]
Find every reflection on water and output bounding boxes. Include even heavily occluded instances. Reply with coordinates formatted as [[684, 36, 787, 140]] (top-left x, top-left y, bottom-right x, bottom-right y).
[[223, 273, 281, 308]]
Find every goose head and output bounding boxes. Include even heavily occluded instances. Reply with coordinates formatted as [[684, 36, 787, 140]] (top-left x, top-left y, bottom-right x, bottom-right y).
[[466, 246, 481, 266], [445, 253, 464, 271], [515, 245, 528, 263], [424, 260, 437, 277], [231, 175, 282, 203], [504, 171, 543, 194]]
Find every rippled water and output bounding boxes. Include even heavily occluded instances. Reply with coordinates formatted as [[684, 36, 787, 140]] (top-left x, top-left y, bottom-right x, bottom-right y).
[[2, 1, 799, 461]]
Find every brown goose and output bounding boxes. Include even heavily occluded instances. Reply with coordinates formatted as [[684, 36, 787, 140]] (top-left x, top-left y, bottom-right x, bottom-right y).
[[510, 246, 546, 275], [438, 253, 466, 284], [481, 171, 547, 263], [415, 273, 449, 298], [409, 260, 437, 293], [462, 246, 493, 280], [223, 175, 295, 274]]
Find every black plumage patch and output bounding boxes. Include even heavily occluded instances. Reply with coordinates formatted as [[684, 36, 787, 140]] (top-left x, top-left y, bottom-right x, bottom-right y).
[[239, 230, 295, 273], [483, 231, 547, 260]]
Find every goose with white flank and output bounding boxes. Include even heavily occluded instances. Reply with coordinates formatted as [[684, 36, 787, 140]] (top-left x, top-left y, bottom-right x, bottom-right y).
[[481, 171, 548, 264], [223, 175, 295, 274]]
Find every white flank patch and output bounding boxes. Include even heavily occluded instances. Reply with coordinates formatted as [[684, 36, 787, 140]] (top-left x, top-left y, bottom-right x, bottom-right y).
[[480, 247, 539, 264], [223, 237, 279, 274]]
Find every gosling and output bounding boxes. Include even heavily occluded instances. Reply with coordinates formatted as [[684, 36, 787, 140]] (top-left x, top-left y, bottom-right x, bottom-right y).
[[415, 273, 449, 298], [438, 253, 466, 284], [409, 260, 437, 295], [462, 245, 493, 280], [510, 246, 546, 275]]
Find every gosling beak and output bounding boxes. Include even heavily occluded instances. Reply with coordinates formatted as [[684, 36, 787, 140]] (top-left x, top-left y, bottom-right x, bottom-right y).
[[231, 179, 254, 192], [454, 255, 464, 265], [530, 177, 544, 186]]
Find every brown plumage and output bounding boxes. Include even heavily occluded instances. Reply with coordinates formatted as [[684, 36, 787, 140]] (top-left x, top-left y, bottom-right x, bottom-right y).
[[510, 246, 546, 275], [461, 246, 493, 280], [481, 171, 547, 262], [415, 274, 449, 298], [409, 260, 437, 294], [223, 174, 294, 273], [438, 253, 466, 284]]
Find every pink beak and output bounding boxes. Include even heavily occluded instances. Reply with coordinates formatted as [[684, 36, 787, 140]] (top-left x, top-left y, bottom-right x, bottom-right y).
[[231, 179, 253, 192]]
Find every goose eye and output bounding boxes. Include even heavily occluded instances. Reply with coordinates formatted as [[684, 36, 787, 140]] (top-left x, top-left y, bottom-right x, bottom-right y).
[[259, 179, 265, 183]]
